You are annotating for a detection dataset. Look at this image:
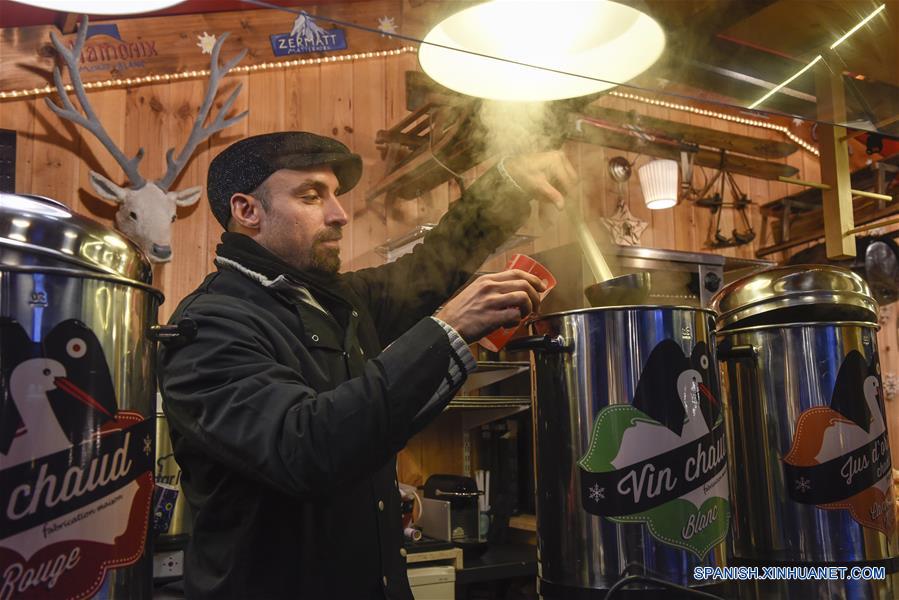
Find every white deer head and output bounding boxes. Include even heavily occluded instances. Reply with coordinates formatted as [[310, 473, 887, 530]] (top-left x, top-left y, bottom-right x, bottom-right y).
[[45, 16, 248, 263]]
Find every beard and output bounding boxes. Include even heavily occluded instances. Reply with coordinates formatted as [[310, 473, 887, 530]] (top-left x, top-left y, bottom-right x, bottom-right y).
[[308, 226, 342, 274]]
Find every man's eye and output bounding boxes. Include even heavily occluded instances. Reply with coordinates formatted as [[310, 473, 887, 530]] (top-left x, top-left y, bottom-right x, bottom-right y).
[[300, 194, 321, 202]]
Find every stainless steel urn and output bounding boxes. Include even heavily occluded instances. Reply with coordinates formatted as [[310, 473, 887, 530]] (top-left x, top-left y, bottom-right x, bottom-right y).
[[713, 265, 899, 600], [515, 305, 730, 598], [0, 194, 161, 600]]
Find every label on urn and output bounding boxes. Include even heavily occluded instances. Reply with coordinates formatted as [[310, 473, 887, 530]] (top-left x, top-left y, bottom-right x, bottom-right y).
[[0, 319, 153, 600], [577, 339, 730, 559], [782, 350, 895, 535]]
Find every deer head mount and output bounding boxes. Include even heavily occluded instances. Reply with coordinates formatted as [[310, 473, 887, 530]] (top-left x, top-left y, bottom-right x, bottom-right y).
[[46, 16, 248, 263]]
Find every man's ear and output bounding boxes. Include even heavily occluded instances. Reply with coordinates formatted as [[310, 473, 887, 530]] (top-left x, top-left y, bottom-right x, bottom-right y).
[[229, 193, 263, 229]]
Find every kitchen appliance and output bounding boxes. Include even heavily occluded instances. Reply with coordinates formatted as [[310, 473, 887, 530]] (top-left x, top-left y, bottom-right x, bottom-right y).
[[532, 243, 772, 312], [713, 265, 899, 600], [407, 565, 455, 600], [512, 305, 729, 597], [0, 193, 163, 599], [422, 475, 486, 554]]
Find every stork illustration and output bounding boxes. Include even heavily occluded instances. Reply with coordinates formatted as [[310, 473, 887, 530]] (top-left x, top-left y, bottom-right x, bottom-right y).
[[610, 340, 720, 469], [0, 319, 117, 469], [783, 350, 894, 533]]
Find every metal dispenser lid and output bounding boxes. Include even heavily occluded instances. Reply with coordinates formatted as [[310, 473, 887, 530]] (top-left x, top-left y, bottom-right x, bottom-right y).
[[0, 193, 153, 284], [711, 264, 878, 330]]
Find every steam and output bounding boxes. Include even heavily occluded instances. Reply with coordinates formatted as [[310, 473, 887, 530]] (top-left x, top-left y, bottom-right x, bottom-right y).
[[476, 100, 557, 159]]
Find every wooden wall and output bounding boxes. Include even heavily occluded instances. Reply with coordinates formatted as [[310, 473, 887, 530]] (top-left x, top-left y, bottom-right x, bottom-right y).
[[3, 5, 898, 482]]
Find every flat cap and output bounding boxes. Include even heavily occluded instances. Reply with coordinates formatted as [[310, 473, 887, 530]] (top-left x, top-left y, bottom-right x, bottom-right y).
[[206, 131, 363, 228]]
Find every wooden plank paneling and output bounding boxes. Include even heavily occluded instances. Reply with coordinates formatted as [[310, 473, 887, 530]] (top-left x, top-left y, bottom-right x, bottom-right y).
[[164, 78, 211, 321], [350, 56, 387, 269], [320, 60, 355, 261], [30, 95, 81, 210]]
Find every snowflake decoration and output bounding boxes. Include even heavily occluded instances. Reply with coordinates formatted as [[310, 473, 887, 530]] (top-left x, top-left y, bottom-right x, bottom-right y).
[[795, 477, 811, 493], [588, 484, 605, 502], [377, 16, 398, 36], [143, 434, 153, 456], [196, 32, 217, 55]]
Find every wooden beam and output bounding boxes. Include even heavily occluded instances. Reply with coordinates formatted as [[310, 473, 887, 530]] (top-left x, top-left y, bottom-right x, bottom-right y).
[[568, 115, 798, 181], [756, 197, 899, 257], [815, 60, 855, 259], [582, 105, 798, 158]]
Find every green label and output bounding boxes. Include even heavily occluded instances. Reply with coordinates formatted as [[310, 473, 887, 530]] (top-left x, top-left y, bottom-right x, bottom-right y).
[[577, 339, 730, 559]]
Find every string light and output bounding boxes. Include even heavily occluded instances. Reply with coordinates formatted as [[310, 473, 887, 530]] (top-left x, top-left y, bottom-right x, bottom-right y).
[[610, 90, 820, 156], [0, 45, 417, 100]]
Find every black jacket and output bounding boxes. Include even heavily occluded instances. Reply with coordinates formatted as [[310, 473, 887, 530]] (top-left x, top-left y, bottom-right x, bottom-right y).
[[158, 169, 530, 599]]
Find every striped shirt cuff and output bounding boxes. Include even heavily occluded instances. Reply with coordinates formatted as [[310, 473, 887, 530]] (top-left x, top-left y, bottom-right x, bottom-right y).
[[430, 316, 477, 387]]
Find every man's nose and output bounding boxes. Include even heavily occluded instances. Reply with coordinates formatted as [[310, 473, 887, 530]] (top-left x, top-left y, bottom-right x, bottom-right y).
[[325, 197, 348, 227]]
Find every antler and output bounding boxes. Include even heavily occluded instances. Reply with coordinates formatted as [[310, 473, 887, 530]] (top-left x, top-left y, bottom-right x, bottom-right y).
[[157, 33, 249, 191], [45, 15, 147, 189]]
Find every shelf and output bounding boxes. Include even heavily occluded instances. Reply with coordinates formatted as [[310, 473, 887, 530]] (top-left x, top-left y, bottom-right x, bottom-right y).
[[446, 397, 531, 430], [447, 396, 531, 409], [508, 514, 536, 533], [459, 361, 529, 395]]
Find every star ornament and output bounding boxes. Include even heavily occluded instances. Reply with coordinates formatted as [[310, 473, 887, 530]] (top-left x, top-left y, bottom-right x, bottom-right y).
[[377, 16, 398, 36], [196, 32, 217, 54], [601, 202, 648, 246], [589, 484, 605, 502]]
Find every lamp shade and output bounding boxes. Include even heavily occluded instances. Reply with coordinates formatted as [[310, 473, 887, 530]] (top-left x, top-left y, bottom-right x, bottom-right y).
[[10, 0, 183, 14], [418, 0, 665, 102], [638, 159, 679, 210]]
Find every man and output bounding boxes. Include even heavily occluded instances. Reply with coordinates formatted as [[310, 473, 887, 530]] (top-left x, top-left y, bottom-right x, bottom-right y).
[[158, 131, 576, 599]]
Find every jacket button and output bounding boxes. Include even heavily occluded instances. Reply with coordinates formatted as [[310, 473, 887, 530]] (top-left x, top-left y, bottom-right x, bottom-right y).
[[378, 500, 385, 511], [352, 310, 359, 317], [311, 334, 319, 342], [382, 576, 388, 587], [400, 548, 407, 558]]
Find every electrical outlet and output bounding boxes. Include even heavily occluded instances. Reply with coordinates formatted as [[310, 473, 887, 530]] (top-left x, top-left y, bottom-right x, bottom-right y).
[[153, 550, 184, 580]]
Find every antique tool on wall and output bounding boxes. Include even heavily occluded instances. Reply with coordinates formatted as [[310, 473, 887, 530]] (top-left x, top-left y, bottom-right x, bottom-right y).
[[687, 151, 756, 248]]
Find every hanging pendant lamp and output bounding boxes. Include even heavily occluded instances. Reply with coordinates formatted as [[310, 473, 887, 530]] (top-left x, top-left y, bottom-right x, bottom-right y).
[[638, 159, 679, 210], [10, 0, 184, 14], [418, 0, 665, 102]]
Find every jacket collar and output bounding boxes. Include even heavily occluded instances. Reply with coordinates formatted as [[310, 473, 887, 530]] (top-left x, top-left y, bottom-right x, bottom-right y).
[[214, 255, 329, 315]]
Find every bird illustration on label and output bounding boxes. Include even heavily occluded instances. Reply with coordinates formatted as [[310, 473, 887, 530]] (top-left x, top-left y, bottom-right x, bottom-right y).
[[783, 350, 895, 535], [577, 338, 730, 559], [0, 318, 154, 600]]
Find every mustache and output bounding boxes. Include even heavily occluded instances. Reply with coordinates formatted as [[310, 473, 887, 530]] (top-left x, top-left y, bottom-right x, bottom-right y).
[[315, 227, 343, 243]]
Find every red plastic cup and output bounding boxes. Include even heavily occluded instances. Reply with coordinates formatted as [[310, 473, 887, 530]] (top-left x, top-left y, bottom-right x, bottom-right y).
[[478, 254, 557, 352]]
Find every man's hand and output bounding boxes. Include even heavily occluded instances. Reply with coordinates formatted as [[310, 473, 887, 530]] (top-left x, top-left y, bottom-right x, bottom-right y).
[[435, 270, 547, 343], [503, 150, 577, 210]]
